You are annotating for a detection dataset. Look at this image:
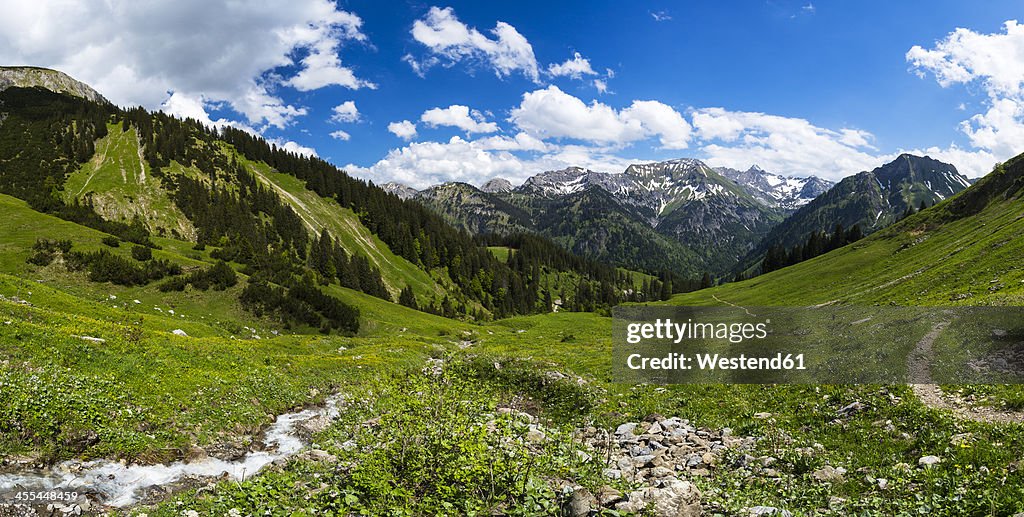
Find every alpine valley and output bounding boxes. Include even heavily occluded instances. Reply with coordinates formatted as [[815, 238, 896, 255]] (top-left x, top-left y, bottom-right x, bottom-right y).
[[1, 66, 1023, 517]]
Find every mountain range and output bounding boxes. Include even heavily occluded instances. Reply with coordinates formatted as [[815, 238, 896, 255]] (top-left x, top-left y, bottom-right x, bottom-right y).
[[744, 153, 972, 270], [391, 153, 974, 279], [388, 160, 832, 277]]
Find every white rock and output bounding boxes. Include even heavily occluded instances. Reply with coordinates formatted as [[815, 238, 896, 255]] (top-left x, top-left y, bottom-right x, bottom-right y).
[[918, 455, 942, 467], [172, 329, 188, 337]]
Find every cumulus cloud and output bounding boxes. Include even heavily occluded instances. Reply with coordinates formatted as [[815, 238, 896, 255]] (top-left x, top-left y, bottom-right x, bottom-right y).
[[692, 107, 881, 180], [345, 136, 635, 189], [272, 139, 318, 157], [907, 20, 1024, 97], [548, 52, 598, 79], [331, 101, 361, 123], [907, 20, 1024, 174], [388, 120, 418, 140], [510, 86, 691, 149], [474, 132, 548, 152], [0, 0, 372, 129], [330, 130, 351, 141], [420, 105, 499, 133], [406, 6, 539, 82], [620, 100, 692, 149], [594, 79, 609, 94]]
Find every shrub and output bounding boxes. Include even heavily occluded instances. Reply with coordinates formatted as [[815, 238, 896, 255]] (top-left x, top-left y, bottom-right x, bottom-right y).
[[130, 245, 152, 261]]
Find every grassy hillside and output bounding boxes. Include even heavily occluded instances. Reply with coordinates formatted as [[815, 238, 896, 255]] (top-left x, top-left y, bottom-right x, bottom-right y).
[[670, 161, 1024, 307], [241, 156, 446, 304], [61, 124, 446, 306], [63, 124, 196, 240]]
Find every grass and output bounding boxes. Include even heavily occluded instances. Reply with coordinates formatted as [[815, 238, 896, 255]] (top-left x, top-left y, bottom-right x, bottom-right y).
[[239, 153, 447, 305], [2, 146, 1024, 514], [63, 124, 196, 240], [487, 245, 513, 262], [666, 185, 1024, 308]]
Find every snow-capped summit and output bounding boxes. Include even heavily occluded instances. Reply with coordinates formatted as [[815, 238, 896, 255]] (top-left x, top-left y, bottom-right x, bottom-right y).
[[716, 165, 833, 210]]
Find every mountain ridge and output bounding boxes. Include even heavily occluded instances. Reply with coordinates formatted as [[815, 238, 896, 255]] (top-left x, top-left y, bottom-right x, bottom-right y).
[[0, 66, 108, 104]]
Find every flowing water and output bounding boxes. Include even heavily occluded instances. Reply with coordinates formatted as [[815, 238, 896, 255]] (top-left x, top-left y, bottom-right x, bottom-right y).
[[0, 394, 343, 508]]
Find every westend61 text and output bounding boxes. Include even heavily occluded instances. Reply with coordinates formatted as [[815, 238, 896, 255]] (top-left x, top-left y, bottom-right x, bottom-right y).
[[627, 352, 806, 371]]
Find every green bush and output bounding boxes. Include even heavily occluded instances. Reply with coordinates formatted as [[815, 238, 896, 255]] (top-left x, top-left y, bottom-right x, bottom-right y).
[[130, 245, 152, 261]]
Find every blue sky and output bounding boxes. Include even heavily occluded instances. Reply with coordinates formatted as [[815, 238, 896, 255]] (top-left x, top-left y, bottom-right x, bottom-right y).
[[3, 1, 1024, 187]]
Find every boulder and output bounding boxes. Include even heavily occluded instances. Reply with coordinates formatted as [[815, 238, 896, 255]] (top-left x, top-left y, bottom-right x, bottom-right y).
[[566, 488, 597, 517]]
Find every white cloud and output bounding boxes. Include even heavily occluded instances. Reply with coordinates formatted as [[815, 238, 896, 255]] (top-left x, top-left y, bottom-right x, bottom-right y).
[[907, 20, 1024, 97], [959, 97, 1024, 158], [331, 101, 361, 123], [407, 6, 539, 82], [272, 139, 318, 157], [420, 105, 499, 133], [0, 0, 372, 130], [594, 79, 609, 94], [650, 11, 672, 22], [345, 136, 635, 189], [620, 100, 692, 149], [837, 128, 876, 149], [548, 52, 598, 79], [692, 107, 882, 180], [330, 130, 351, 141], [475, 132, 548, 152], [906, 20, 1024, 175], [283, 11, 375, 92], [346, 136, 528, 187], [388, 120, 418, 140], [509, 86, 692, 149]]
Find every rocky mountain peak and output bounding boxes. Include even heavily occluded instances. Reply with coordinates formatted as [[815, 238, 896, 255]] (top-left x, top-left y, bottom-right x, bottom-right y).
[[716, 164, 833, 211], [0, 66, 108, 104], [481, 177, 513, 193], [380, 182, 419, 200]]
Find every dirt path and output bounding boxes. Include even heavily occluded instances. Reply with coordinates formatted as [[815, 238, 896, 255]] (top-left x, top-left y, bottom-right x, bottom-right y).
[[710, 294, 755, 316], [909, 321, 1024, 425]]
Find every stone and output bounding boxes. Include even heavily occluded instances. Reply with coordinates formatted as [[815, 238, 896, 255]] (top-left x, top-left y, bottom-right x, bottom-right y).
[[526, 428, 547, 444], [837, 402, 864, 415], [747, 506, 793, 517], [918, 455, 942, 467], [616, 422, 638, 436], [615, 492, 647, 513], [701, 452, 716, 466], [306, 449, 336, 462], [753, 412, 773, 419], [567, 487, 597, 517], [597, 486, 623, 506], [647, 422, 664, 435], [172, 329, 188, 337], [650, 466, 674, 478], [811, 465, 846, 482], [645, 479, 701, 517], [602, 468, 622, 480], [633, 454, 656, 467], [185, 446, 208, 461], [734, 454, 756, 468]]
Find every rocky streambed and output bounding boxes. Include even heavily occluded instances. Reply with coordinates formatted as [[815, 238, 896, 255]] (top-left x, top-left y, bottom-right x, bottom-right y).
[[0, 395, 344, 515]]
